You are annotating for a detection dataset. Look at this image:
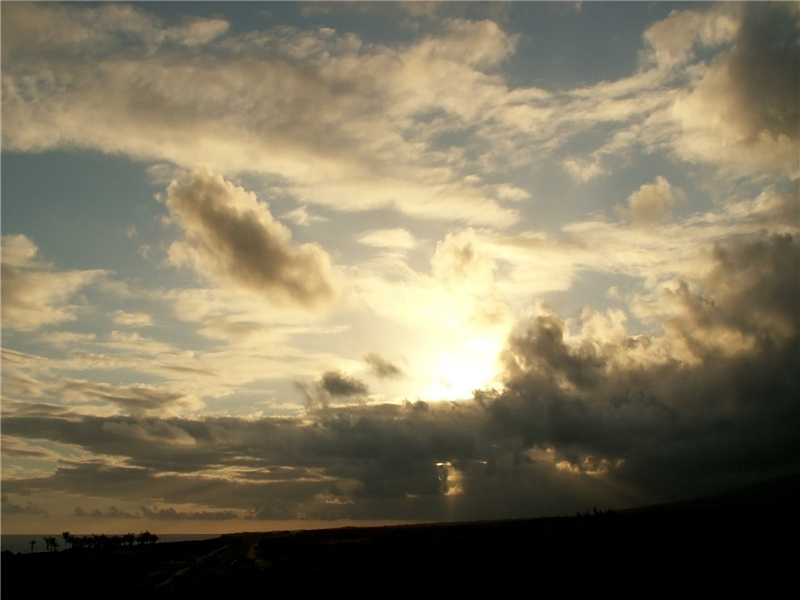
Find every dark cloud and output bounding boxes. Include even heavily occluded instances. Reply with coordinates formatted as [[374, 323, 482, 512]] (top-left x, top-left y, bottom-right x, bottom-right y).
[[364, 353, 405, 379], [166, 169, 339, 311], [668, 2, 800, 176], [705, 232, 799, 340], [489, 232, 800, 502], [320, 371, 369, 397], [1, 495, 46, 516], [726, 3, 800, 144]]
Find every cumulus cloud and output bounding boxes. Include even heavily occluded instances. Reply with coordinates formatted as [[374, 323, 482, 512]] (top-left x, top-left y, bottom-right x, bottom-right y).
[[491, 231, 799, 499], [667, 3, 800, 177], [165, 168, 340, 311], [1, 235, 105, 331]]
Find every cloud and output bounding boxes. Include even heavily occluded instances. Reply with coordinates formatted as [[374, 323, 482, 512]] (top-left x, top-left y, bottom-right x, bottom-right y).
[[1, 4, 521, 227], [3, 2, 794, 231], [618, 176, 687, 226], [533, 4, 798, 183], [320, 371, 369, 398], [651, 232, 799, 353], [1, 495, 47, 516], [364, 353, 405, 379], [170, 17, 230, 47], [490, 230, 799, 500], [111, 310, 154, 328], [294, 369, 373, 410], [1, 3, 229, 58], [667, 3, 800, 178], [432, 229, 497, 286], [139, 506, 239, 521], [416, 18, 518, 68], [282, 206, 327, 227], [642, 3, 740, 69], [62, 380, 202, 418], [358, 228, 417, 250], [165, 168, 340, 312], [563, 157, 606, 183], [4, 232, 798, 524], [73, 505, 141, 520], [1, 235, 105, 331], [1, 1, 798, 530]]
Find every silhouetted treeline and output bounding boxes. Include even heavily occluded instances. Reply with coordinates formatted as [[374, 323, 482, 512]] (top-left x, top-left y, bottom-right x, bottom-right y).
[[576, 505, 616, 517], [57, 530, 159, 551]]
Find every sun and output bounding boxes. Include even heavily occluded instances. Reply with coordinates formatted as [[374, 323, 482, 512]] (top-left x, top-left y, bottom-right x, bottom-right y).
[[422, 335, 504, 401]]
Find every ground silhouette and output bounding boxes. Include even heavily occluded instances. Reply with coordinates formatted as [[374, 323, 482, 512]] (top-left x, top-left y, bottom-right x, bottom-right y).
[[3, 475, 797, 597]]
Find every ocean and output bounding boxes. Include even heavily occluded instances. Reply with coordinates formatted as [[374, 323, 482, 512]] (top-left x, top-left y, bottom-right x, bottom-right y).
[[1, 533, 221, 555]]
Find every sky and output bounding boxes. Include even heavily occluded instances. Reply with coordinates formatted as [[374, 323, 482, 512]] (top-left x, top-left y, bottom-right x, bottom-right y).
[[1, 1, 798, 535]]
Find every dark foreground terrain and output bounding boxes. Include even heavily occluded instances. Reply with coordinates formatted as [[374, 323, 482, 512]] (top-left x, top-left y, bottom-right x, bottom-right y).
[[3, 476, 798, 597]]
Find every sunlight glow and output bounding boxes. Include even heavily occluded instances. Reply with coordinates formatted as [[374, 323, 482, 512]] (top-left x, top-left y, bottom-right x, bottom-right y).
[[423, 335, 504, 401]]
